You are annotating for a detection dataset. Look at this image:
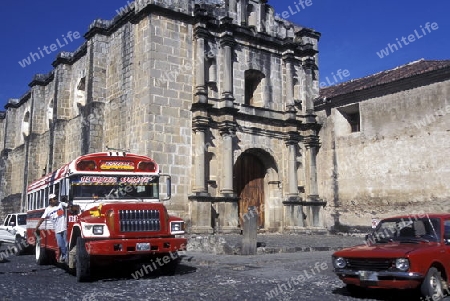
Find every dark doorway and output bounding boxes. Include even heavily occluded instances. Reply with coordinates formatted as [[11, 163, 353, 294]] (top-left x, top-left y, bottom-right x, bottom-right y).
[[234, 153, 265, 228]]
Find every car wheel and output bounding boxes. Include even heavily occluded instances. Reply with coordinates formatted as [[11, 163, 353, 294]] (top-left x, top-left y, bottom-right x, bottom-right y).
[[75, 237, 91, 282], [421, 267, 446, 300]]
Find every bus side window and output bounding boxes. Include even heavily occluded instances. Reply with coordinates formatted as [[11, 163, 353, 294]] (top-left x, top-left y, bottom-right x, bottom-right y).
[[54, 183, 60, 200]]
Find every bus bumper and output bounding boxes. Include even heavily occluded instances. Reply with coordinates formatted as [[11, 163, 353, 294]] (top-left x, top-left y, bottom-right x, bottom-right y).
[[84, 237, 187, 256]]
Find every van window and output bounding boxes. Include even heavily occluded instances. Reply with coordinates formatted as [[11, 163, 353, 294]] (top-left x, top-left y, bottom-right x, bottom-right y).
[[9, 215, 16, 226], [18, 214, 27, 225]]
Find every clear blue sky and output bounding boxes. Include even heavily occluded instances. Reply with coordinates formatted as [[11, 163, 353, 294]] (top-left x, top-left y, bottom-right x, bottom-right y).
[[1, 1, 449, 109]]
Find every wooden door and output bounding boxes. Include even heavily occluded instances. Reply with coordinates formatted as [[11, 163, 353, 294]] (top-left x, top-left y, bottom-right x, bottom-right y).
[[234, 153, 265, 228]]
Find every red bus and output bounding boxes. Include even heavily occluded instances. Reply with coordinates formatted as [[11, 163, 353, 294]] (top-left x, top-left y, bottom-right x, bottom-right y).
[[25, 151, 187, 281]]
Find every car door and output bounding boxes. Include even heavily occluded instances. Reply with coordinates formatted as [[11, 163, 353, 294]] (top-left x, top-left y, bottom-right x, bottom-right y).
[[0, 228, 15, 244], [6, 214, 16, 232]]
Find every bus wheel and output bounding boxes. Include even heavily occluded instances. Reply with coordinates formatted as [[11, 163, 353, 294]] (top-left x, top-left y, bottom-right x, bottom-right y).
[[35, 238, 49, 265], [76, 237, 91, 282]]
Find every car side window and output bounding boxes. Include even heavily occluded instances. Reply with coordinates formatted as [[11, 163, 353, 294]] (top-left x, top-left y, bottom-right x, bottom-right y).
[[444, 220, 450, 244], [9, 215, 16, 226]]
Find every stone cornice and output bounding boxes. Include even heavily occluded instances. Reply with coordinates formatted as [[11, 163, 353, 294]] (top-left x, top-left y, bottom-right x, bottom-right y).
[[204, 103, 307, 130], [188, 195, 240, 203], [52, 43, 87, 67], [194, 26, 213, 40], [296, 28, 321, 40], [28, 72, 54, 87], [4, 91, 31, 109]]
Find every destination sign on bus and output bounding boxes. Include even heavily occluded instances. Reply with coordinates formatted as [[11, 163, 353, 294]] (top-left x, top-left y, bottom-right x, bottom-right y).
[[99, 161, 135, 170]]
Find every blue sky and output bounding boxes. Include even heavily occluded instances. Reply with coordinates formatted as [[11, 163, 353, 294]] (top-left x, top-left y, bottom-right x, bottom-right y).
[[1, 0, 449, 109]]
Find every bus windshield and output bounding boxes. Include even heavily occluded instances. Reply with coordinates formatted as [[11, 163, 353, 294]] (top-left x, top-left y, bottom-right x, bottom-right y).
[[71, 175, 159, 200]]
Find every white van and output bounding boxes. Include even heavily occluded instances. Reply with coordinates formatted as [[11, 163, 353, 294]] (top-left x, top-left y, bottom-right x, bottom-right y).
[[0, 213, 30, 254]]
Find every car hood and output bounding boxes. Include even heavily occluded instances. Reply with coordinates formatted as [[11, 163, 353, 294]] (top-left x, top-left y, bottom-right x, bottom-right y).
[[334, 242, 437, 258], [0, 229, 16, 244]]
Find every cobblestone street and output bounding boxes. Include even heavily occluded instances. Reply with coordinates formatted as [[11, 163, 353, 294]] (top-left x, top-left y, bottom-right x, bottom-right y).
[[0, 234, 437, 301]]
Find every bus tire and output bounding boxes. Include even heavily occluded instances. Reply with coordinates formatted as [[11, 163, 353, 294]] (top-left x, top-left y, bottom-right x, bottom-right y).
[[76, 237, 91, 282], [35, 238, 49, 265]]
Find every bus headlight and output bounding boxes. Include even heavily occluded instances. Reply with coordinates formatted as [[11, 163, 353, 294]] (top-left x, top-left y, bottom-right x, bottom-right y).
[[170, 221, 185, 234], [93, 225, 104, 235]]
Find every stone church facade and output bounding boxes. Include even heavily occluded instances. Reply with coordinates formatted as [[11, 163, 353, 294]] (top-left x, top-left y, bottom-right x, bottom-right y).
[[315, 59, 450, 232], [0, 0, 325, 233]]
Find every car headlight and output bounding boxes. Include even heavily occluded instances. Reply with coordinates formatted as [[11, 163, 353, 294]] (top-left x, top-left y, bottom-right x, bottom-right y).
[[395, 258, 409, 271], [93, 225, 104, 235], [170, 221, 185, 234], [333, 257, 347, 269]]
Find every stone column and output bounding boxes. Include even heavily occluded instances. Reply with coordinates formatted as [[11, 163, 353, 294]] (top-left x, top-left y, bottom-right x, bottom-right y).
[[240, 1, 247, 25], [189, 118, 214, 233], [259, 0, 268, 33], [284, 137, 304, 228], [283, 52, 295, 111], [303, 57, 316, 117], [192, 118, 208, 194], [194, 27, 208, 104], [287, 142, 298, 199], [228, 0, 237, 20], [219, 124, 235, 196], [220, 33, 235, 107], [304, 135, 321, 227]]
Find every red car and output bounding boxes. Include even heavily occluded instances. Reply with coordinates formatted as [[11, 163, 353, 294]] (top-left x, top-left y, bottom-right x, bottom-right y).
[[332, 213, 450, 300]]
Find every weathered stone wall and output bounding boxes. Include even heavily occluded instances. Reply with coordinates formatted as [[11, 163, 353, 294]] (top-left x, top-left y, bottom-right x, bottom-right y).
[[0, 0, 323, 233], [317, 79, 450, 230]]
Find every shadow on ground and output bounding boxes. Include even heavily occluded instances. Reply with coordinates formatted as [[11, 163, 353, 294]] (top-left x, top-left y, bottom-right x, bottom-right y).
[[332, 285, 443, 301]]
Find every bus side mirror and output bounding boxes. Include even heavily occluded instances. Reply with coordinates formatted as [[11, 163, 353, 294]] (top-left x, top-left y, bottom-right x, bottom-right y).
[[160, 174, 171, 201]]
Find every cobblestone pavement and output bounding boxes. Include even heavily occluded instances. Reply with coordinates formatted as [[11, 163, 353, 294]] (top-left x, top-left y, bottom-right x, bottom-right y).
[[1, 234, 442, 301], [187, 233, 367, 254]]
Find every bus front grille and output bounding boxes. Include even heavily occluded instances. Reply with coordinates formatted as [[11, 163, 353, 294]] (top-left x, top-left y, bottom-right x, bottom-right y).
[[119, 209, 161, 232]]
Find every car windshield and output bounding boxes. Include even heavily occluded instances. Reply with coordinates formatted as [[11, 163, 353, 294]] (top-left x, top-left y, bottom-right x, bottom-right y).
[[368, 217, 440, 244], [71, 175, 159, 200]]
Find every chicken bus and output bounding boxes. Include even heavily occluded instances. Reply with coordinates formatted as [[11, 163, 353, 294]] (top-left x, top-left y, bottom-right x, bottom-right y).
[[25, 152, 187, 281]]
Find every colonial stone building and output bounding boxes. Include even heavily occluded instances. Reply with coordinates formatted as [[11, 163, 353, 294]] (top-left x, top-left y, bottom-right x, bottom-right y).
[[316, 59, 450, 231], [0, 0, 324, 233]]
